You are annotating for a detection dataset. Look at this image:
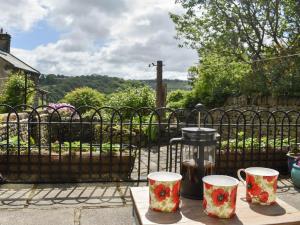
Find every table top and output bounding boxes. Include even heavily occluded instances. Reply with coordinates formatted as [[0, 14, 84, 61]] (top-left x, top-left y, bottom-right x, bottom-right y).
[[130, 184, 300, 225]]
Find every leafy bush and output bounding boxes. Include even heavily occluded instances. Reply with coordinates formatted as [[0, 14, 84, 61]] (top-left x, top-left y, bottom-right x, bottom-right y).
[[0, 138, 122, 154], [0, 71, 35, 110], [60, 87, 105, 113], [51, 141, 121, 153], [221, 132, 295, 153], [0, 136, 35, 154], [108, 86, 155, 109], [167, 90, 189, 109]]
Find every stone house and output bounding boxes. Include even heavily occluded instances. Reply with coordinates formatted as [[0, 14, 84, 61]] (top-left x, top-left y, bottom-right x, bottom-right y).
[[0, 29, 42, 105]]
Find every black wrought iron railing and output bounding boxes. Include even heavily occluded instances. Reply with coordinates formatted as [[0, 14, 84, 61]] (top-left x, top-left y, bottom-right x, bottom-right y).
[[0, 104, 298, 183]]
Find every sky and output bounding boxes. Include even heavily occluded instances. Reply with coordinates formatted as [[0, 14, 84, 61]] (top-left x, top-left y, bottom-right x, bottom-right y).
[[0, 0, 198, 80]]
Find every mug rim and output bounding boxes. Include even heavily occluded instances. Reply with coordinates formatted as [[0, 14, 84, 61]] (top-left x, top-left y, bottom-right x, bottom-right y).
[[147, 171, 182, 182], [245, 167, 279, 176], [202, 175, 239, 187]]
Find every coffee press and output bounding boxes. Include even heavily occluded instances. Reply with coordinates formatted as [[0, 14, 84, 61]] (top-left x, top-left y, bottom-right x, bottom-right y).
[[169, 105, 218, 199]]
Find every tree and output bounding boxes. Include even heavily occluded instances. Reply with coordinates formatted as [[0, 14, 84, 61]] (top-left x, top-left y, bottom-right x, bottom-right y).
[[60, 87, 106, 112], [0, 71, 35, 109], [190, 53, 251, 107], [171, 0, 300, 106], [171, 0, 299, 60]]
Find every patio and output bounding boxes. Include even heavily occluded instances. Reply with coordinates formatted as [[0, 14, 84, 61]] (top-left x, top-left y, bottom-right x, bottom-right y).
[[0, 106, 299, 224], [0, 179, 298, 225]]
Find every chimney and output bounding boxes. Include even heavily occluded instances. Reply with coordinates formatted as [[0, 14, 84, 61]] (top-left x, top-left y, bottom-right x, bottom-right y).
[[0, 28, 11, 53]]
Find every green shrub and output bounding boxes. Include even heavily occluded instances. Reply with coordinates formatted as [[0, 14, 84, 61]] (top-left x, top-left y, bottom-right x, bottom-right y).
[[221, 132, 295, 153], [0, 136, 35, 154], [108, 86, 155, 109], [167, 90, 189, 109], [0, 71, 35, 110], [51, 141, 121, 153], [60, 87, 105, 113]]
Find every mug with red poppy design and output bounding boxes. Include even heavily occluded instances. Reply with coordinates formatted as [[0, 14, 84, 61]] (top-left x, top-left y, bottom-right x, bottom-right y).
[[202, 175, 239, 219], [237, 167, 279, 205], [148, 172, 182, 212]]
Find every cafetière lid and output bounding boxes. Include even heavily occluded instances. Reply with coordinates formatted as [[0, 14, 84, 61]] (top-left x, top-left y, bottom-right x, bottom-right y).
[[181, 127, 217, 142], [181, 127, 216, 133]]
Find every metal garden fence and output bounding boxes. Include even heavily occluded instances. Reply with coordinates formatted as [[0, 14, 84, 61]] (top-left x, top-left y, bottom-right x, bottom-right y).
[[0, 104, 298, 183]]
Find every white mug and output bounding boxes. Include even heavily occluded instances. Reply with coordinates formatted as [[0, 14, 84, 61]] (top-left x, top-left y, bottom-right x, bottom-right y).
[[202, 175, 239, 218], [237, 167, 279, 205]]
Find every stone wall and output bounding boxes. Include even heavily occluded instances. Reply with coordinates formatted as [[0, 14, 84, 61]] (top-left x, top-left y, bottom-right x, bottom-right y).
[[225, 95, 300, 110], [0, 112, 144, 147], [0, 112, 30, 142]]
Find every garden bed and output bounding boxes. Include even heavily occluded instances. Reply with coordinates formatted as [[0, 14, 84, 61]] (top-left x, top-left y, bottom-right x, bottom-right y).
[[0, 144, 136, 182], [217, 134, 292, 175]]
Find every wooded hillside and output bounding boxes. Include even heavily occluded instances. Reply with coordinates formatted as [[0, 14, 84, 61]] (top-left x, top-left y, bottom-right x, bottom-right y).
[[39, 74, 190, 102]]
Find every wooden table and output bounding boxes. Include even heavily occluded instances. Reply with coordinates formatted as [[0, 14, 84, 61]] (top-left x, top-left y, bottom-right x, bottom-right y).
[[130, 184, 300, 225]]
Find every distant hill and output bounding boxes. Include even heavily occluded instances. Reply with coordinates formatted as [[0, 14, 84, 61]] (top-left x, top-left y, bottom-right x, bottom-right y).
[[39, 74, 190, 102]]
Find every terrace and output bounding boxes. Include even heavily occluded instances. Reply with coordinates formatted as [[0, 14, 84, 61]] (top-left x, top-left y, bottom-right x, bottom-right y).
[[0, 179, 298, 225], [0, 104, 299, 224]]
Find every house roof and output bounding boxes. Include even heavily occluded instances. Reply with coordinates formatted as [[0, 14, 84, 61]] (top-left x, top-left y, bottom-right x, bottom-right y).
[[0, 50, 40, 75]]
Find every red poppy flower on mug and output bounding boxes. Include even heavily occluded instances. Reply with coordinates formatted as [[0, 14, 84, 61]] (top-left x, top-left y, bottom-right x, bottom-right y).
[[263, 176, 275, 182], [259, 191, 269, 203], [172, 181, 180, 203], [230, 186, 237, 209], [154, 184, 170, 202], [246, 175, 261, 196], [211, 188, 229, 206], [204, 182, 213, 189]]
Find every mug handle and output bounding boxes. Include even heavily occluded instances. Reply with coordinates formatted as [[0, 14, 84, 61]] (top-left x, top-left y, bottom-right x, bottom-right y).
[[237, 168, 246, 185]]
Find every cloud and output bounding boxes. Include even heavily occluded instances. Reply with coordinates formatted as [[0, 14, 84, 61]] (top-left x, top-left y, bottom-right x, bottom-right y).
[[0, 0, 47, 31], [7, 0, 198, 79]]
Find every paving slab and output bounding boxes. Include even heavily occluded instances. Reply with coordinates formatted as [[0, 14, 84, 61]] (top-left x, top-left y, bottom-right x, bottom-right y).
[[0, 184, 34, 208], [0, 208, 74, 225], [277, 178, 300, 210], [118, 182, 147, 203], [27, 183, 125, 208], [0, 179, 297, 225], [80, 206, 132, 225]]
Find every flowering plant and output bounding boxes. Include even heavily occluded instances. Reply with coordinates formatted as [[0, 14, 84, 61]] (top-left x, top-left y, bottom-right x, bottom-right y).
[[45, 103, 76, 117]]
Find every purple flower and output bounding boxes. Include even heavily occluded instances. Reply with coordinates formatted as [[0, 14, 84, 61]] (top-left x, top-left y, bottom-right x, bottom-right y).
[[45, 103, 76, 117]]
